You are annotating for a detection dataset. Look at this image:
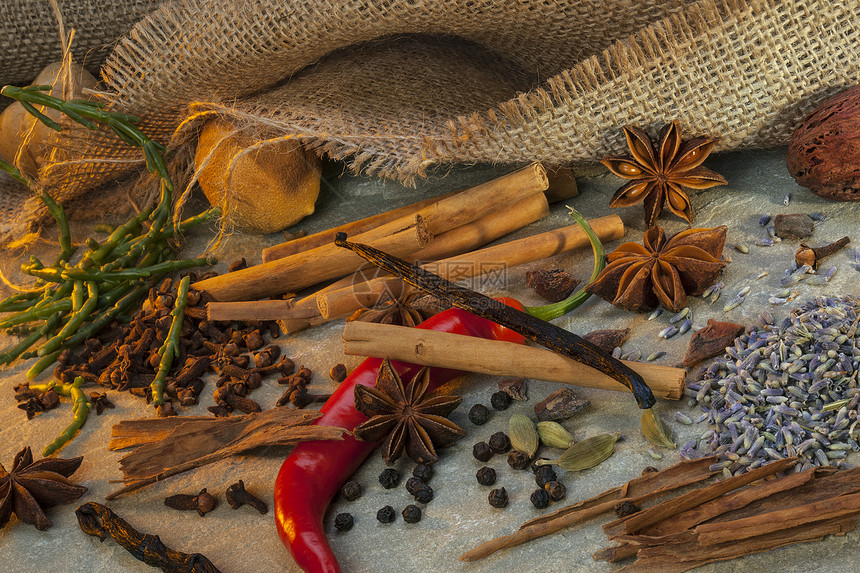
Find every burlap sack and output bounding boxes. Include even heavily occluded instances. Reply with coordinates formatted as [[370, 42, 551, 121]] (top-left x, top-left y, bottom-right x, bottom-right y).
[[0, 0, 161, 237], [1, 0, 858, 240]]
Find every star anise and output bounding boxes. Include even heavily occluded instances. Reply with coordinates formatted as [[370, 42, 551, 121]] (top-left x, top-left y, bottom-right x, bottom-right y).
[[352, 358, 466, 465], [0, 446, 87, 531], [585, 225, 727, 312], [348, 291, 449, 327], [601, 120, 727, 226]]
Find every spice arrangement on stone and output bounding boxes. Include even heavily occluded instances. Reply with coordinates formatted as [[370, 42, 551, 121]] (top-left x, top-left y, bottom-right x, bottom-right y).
[[686, 295, 860, 475], [0, 446, 86, 531], [352, 358, 466, 464], [601, 120, 727, 226], [585, 225, 727, 312]]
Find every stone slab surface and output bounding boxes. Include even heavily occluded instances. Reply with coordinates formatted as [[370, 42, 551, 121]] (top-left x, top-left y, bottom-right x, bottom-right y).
[[1, 148, 859, 572]]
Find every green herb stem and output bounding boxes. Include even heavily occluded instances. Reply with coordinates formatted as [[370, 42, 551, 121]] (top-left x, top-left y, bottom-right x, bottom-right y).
[[150, 276, 190, 407], [524, 207, 606, 321], [41, 377, 91, 456]]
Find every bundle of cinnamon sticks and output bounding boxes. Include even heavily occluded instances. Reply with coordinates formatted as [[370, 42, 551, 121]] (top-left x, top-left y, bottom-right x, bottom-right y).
[[198, 163, 625, 334], [462, 456, 860, 572]]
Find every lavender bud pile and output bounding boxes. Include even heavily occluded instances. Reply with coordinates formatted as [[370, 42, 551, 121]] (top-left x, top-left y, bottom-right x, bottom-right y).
[[684, 295, 860, 476]]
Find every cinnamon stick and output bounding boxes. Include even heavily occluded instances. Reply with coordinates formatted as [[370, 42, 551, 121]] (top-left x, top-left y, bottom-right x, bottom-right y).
[[105, 408, 344, 499], [618, 517, 856, 573], [262, 193, 457, 262], [407, 191, 549, 262], [206, 300, 320, 322], [320, 214, 624, 319], [458, 457, 718, 562], [544, 165, 579, 203], [341, 322, 686, 399], [192, 220, 428, 301], [262, 162, 549, 262], [604, 457, 797, 538]]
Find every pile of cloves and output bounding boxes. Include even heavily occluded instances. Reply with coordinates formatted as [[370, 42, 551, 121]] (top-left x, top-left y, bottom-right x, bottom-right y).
[[46, 270, 294, 417]]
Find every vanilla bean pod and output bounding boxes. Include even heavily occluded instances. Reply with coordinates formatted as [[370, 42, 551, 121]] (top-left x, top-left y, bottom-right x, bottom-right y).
[[334, 233, 656, 409], [75, 502, 222, 573]]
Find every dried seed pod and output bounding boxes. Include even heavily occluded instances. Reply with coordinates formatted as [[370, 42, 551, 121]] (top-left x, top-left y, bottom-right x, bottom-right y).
[[536, 421, 575, 449], [539, 433, 620, 472], [508, 414, 539, 458], [787, 84, 860, 201], [641, 410, 676, 449]]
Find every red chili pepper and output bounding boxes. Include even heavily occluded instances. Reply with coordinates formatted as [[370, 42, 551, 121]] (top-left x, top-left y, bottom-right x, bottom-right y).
[[275, 298, 526, 573]]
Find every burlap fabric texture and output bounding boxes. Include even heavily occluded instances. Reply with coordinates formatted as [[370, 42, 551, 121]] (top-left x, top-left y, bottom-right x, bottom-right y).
[[1, 0, 858, 240]]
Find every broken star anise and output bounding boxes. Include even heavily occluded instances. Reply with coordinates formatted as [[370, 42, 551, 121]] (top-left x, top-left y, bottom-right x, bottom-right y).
[[348, 291, 449, 327], [585, 225, 727, 312], [601, 120, 727, 227], [0, 446, 87, 531], [353, 358, 466, 465]]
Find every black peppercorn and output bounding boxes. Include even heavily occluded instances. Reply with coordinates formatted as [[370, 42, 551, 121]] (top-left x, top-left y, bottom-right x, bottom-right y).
[[615, 500, 641, 517], [468, 404, 491, 425], [488, 431, 511, 454], [530, 488, 550, 509], [402, 504, 422, 523], [334, 512, 354, 531], [473, 441, 493, 462], [490, 391, 511, 411], [405, 476, 424, 496], [340, 480, 362, 502], [507, 450, 530, 470], [488, 487, 508, 508], [544, 480, 566, 501], [535, 465, 557, 489], [413, 463, 433, 483], [531, 457, 550, 473], [475, 466, 497, 486], [377, 505, 396, 523], [413, 483, 434, 503], [379, 468, 401, 489]]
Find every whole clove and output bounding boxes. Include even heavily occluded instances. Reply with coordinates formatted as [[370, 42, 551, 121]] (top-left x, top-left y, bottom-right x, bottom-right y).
[[164, 488, 217, 517], [287, 386, 331, 409], [329, 363, 347, 383], [794, 236, 850, 269], [89, 392, 114, 415], [253, 345, 281, 368], [225, 480, 268, 514], [228, 258, 248, 272], [76, 502, 221, 572], [213, 385, 261, 414]]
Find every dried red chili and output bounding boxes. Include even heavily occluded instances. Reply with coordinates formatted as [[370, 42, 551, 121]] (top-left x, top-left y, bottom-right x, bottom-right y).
[[274, 299, 526, 573]]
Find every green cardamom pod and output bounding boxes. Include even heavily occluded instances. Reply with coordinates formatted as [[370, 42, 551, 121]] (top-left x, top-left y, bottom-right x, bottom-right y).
[[508, 413, 539, 457], [547, 432, 620, 472], [641, 409, 676, 449], [536, 421, 575, 449]]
